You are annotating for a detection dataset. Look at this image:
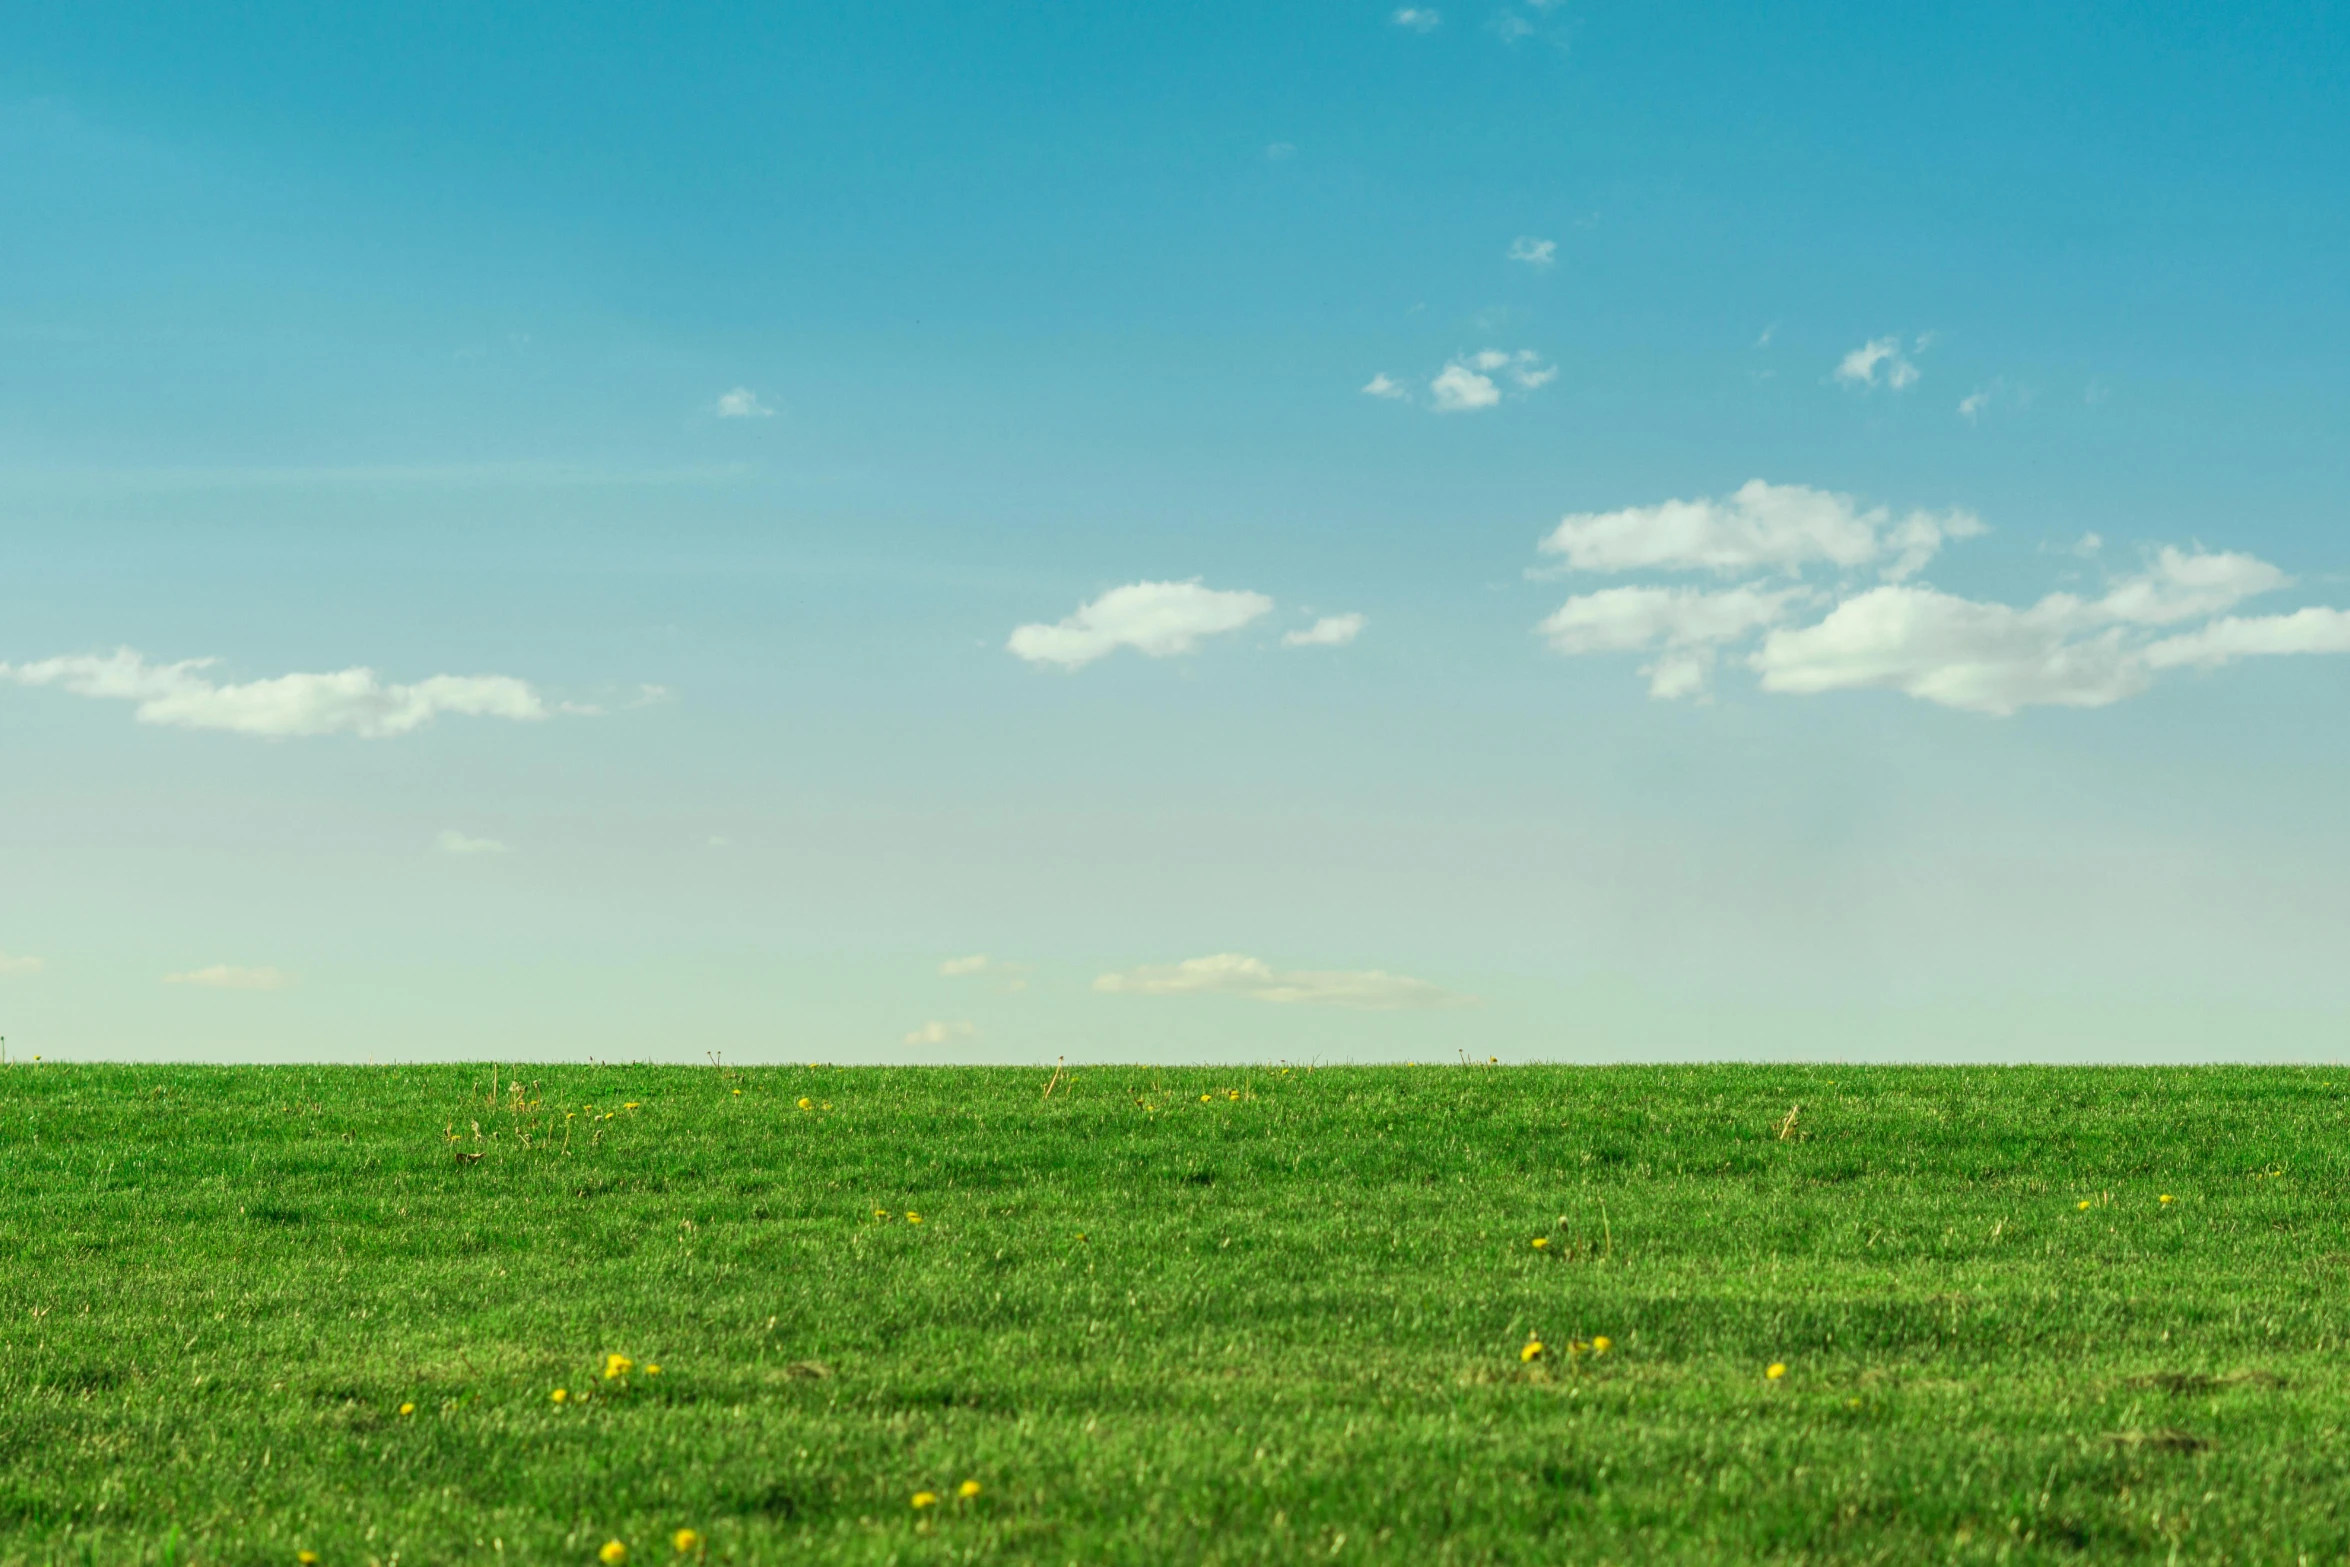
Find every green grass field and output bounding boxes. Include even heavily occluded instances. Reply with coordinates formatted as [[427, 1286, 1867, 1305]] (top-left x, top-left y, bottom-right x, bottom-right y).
[[5, 1062, 2348, 1565]]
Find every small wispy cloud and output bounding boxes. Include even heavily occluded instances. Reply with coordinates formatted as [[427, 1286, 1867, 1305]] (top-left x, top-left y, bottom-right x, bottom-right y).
[[1958, 389, 1991, 422], [438, 829, 510, 856], [1095, 953, 1471, 1011], [1283, 612, 1367, 648], [1506, 236, 1556, 268], [903, 1019, 977, 1046], [0, 649, 551, 740], [1834, 334, 1926, 391], [938, 955, 990, 977], [1009, 581, 1275, 669], [1361, 373, 1407, 400], [1393, 7, 1442, 31], [1265, 142, 1297, 161], [0, 952, 44, 978], [714, 387, 775, 419], [1429, 348, 1556, 412], [164, 965, 295, 992]]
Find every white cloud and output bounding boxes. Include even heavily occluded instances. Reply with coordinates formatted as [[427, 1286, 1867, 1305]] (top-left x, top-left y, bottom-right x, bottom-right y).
[[438, 829, 510, 855], [1008, 581, 1274, 669], [1835, 335, 1922, 390], [714, 387, 775, 419], [1538, 585, 1800, 698], [1536, 480, 1982, 581], [1392, 7, 1442, 29], [1, 649, 550, 739], [1429, 361, 1500, 412], [0, 952, 44, 977], [164, 965, 294, 991], [1283, 612, 1366, 648], [1749, 551, 2318, 714], [1430, 349, 1552, 411], [1093, 953, 1470, 1011], [2146, 607, 2350, 669], [1506, 236, 1557, 268], [938, 955, 990, 977], [1361, 373, 1407, 400], [1958, 389, 1990, 422], [903, 1019, 977, 1045]]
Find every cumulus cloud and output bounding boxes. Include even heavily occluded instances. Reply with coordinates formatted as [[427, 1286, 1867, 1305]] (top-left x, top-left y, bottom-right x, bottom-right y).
[[0, 952, 44, 977], [1094, 953, 1470, 1010], [1361, 373, 1407, 400], [1429, 349, 1553, 412], [1835, 334, 1924, 390], [2145, 607, 2350, 669], [1506, 236, 1557, 268], [438, 830, 510, 855], [1008, 581, 1274, 669], [1283, 612, 1366, 647], [903, 1019, 977, 1046], [1749, 551, 2324, 714], [1536, 480, 1981, 581], [714, 387, 775, 418], [1538, 585, 1801, 698], [1531, 481, 2349, 711], [1958, 389, 1990, 422], [1392, 7, 1442, 30], [164, 965, 294, 991], [1, 649, 551, 739], [938, 954, 990, 977]]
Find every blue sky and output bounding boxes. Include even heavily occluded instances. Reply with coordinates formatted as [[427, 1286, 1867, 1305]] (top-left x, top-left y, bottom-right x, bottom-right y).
[[5, 3, 2349, 1062]]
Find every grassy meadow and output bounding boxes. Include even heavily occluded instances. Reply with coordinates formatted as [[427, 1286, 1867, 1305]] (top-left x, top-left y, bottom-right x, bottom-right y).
[[4, 1061, 2349, 1565]]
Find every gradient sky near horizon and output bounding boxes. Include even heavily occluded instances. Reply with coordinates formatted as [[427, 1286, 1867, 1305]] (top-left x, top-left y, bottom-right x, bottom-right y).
[[5, 2, 2350, 1064]]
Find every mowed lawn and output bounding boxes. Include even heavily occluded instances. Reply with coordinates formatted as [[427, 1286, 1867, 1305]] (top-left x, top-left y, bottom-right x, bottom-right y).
[[4, 1064, 2349, 1565]]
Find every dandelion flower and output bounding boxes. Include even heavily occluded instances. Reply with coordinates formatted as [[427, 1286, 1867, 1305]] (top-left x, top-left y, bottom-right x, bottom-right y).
[[605, 1353, 634, 1380], [798, 1097, 814, 1110], [551, 1387, 569, 1403], [958, 1479, 982, 1499], [398, 1401, 415, 1416], [1531, 1237, 1549, 1249], [1592, 1336, 1612, 1354], [600, 1541, 628, 1565], [2159, 1193, 2175, 1204], [671, 1529, 701, 1553], [732, 1089, 742, 1095], [1521, 1340, 1544, 1363], [2077, 1200, 2092, 1210], [906, 1211, 922, 1224], [298, 1553, 319, 1565], [645, 1363, 662, 1376], [912, 1491, 939, 1509], [874, 1208, 889, 1220], [1766, 1362, 1787, 1380]]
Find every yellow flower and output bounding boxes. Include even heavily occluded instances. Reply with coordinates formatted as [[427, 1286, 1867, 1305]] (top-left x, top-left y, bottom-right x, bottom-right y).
[[624, 1101, 640, 1109], [1200, 1093, 1212, 1103], [600, 1542, 628, 1566], [1766, 1362, 1787, 1380], [732, 1089, 742, 1095], [398, 1401, 415, 1416], [645, 1363, 662, 1376], [605, 1353, 635, 1380], [906, 1211, 922, 1224], [2077, 1199, 2092, 1210], [2159, 1193, 2175, 1204], [874, 1208, 889, 1220], [298, 1554, 319, 1565], [958, 1479, 982, 1499], [798, 1097, 814, 1110], [911, 1491, 939, 1509], [1592, 1336, 1612, 1354], [1520, 1340, 1544, 1363], [1530, 1237, 1549, 1249], [671, 1529, 701, 1554]]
